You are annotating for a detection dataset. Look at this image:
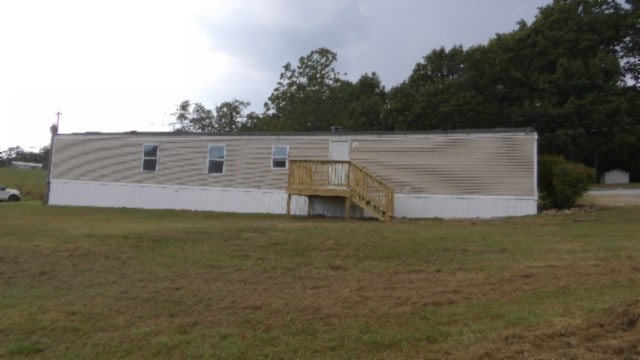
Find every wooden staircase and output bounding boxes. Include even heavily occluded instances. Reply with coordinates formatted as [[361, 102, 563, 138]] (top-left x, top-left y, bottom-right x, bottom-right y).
[[286, 160, 394, 221]]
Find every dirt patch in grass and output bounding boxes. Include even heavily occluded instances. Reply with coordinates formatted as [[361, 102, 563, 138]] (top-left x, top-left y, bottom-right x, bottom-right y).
[[453, 298, 640, 359]]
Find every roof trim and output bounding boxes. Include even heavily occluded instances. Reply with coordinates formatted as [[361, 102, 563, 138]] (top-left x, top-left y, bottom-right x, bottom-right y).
[[61, 127, 536, 138]]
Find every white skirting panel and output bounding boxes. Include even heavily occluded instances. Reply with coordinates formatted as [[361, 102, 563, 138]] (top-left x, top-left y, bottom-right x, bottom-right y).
[[49, 179, 309, 215], [50, 180, 537, 219], [395, 194, 537, 219]]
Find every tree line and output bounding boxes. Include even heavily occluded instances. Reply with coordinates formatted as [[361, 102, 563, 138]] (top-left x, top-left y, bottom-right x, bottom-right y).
[[173, 0, 639, 179], [0, 146, 50, 168]]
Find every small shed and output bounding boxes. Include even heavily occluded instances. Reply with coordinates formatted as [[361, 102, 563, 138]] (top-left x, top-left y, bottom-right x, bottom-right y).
[[600, 169, 629, 184]]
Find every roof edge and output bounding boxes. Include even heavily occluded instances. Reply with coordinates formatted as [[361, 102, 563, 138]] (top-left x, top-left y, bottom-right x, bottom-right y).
[[59, 127, 537, 137]]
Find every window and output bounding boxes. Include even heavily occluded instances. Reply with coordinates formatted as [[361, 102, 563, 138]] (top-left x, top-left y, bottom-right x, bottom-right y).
[[208, 145, 226, 174], [142, 144, 158, 172], [272, 145, 289, 169]]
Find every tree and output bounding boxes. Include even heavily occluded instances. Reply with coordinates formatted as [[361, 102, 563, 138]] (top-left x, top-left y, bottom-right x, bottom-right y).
[[237, 111, 264, 132], [214, 99, 250, 133], [264, 47, 345, 131], [621, 0, 639, 87], [331, 72, 387, 130], [0, 146, 49, 167], [0, 146, 25, 161], [384, 45, 479, 130], [172, 99, 254, 133], [172, 100, 215, 132], [504, 0, 636, 171]]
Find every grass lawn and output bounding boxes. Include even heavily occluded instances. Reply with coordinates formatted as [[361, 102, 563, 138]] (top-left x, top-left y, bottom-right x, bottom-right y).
[[0, 168, 46, 201], [1, 202, 639, 358]]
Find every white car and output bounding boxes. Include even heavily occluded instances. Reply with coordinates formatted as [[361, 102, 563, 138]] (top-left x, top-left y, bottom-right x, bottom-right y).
[[0, 185, 21, 201]]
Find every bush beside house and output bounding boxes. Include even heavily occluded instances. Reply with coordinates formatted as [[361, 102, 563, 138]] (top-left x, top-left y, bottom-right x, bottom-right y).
[[539, 155, 595, 209]]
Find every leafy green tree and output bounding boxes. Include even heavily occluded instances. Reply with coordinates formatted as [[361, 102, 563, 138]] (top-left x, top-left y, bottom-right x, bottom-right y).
[[264, 47, 345, 131], [384, 45, 482, 130], [173, 99, 253, 133], [0, 146, 25, 161], [0, 146, 49, 166], [237, 111, 264, 132], [331, 72, 387, 130], [214, 99, 250, 133], [621, 0, 639, 87], [508, 0, 636, 170], [172, 100, 215, 132]]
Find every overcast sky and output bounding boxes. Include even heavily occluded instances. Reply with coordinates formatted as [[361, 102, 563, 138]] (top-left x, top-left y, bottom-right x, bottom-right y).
[[0, 0, 551, 151]]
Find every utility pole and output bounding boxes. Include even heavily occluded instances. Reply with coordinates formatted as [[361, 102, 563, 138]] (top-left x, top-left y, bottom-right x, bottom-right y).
[[45, 112, 60, 204]]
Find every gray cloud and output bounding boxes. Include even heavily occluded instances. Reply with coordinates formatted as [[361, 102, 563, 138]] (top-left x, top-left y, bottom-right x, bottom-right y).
[[203, 1, 369, 72], [197, 0, 550, 111]]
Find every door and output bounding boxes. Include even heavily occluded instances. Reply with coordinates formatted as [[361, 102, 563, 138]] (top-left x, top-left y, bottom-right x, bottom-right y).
[[328, 140, 350, 186], [329, 140, 350, 160]]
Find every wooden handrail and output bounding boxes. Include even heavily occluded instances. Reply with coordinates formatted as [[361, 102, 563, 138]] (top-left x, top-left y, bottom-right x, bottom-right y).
[[348, 162, 394, 220], [288, 160, 351, 189]]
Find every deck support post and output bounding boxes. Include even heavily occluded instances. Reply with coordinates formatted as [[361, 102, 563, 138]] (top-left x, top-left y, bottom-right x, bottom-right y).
[[286, 193, 291, 216], [345, 196, 351, 219], [307, 196, 312, 216]]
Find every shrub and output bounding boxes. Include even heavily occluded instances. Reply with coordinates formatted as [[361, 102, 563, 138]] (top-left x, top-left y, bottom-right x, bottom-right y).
[[538, 155, 595, 209]]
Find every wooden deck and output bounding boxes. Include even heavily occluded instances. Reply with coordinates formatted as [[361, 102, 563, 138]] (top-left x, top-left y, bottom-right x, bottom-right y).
[[286, 160, 394, 221]]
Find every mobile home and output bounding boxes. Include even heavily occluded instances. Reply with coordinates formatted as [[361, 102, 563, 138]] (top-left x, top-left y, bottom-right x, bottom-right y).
[[48, 129, 538, 219]]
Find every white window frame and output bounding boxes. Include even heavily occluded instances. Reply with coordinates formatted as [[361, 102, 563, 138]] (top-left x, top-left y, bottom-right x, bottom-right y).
[[208, 144, 226, 175], [142, 143, 159, 172], [271, 145, 289, 169]]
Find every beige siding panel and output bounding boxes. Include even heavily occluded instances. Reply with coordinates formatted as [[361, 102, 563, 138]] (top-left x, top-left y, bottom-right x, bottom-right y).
[[349, 135, 535, 196], [52, 132, 535, 197], [52, 135, 329, 190]]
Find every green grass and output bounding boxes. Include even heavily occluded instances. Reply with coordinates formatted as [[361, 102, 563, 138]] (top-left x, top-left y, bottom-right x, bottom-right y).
[[1, 202, 639, 358], [0, 167, 46, 200]]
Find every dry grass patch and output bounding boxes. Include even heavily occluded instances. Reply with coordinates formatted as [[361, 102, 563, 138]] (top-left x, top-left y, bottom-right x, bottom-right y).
[[582, 193, 640, 207]]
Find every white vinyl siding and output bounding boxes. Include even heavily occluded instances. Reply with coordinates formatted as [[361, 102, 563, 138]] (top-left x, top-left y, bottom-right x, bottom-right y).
[[142, 144, 158, 172], [208, 145, 226, 174]]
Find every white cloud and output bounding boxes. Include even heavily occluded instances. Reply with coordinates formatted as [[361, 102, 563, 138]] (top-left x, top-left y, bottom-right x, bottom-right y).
[[0, 0, 230, 149]]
